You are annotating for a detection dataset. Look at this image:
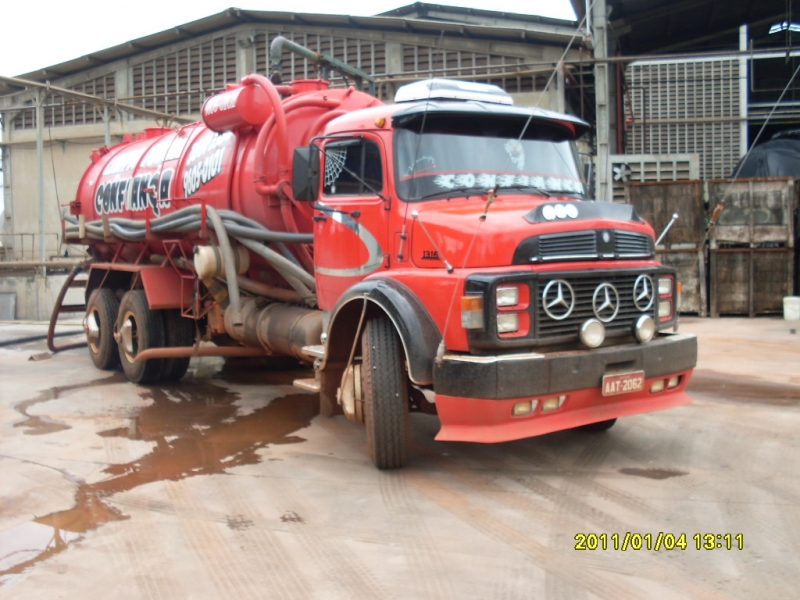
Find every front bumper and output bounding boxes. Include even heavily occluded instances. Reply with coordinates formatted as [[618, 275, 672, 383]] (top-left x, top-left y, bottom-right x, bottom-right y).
[[434, 332, 696, 399], [432, 332, 696, 443]]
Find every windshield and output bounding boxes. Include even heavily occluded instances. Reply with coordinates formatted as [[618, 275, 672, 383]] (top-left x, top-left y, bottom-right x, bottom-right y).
[[394, 125, 585, 201]]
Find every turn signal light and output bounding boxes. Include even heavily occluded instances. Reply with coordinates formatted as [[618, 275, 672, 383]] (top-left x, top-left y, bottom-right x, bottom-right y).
[[461, 295, 484, 330]]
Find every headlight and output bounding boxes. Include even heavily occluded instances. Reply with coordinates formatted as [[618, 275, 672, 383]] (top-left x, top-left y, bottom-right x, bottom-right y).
[[496, 313, 519, 333], [496, 285, 519, 307], [658, 277, 673, 295]]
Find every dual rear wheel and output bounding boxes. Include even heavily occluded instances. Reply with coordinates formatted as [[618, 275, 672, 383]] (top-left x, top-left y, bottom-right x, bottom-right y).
[[85, 288, 194, 384]]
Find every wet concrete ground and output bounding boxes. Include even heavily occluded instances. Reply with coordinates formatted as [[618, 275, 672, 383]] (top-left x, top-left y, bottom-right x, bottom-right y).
[[1, 317, 798, 599]]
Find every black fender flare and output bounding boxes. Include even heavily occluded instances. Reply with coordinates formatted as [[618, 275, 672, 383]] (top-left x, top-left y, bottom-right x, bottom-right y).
[[324, 278, 441, 385]]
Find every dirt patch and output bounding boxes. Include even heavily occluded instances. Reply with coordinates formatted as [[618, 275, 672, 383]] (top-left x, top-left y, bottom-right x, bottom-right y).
[[688, 370, 800, 405], [619, 468, 688, 480]]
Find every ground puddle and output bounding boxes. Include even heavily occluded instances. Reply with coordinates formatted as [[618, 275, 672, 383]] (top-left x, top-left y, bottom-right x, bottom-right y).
[[12, 372, 127, 435], [1, 363, 318, 586]]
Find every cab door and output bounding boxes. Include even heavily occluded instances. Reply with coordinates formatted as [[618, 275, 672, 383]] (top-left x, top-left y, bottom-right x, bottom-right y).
[[313, 136, 389, 310]]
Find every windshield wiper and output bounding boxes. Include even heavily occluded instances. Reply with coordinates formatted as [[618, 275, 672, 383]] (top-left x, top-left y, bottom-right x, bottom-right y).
[[554, 190, 587, 199], [494, 184, 552, 197], [415, 186, 492, 201]]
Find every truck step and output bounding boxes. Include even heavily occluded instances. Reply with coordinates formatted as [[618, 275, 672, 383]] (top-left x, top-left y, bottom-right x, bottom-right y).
[[293, 378, 321, 393], [301, 345, 326, 359]]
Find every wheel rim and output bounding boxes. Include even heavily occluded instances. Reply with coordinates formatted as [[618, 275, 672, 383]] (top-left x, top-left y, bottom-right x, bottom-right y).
[[86, 308, 102, 353], [119, 311, 138, 360]]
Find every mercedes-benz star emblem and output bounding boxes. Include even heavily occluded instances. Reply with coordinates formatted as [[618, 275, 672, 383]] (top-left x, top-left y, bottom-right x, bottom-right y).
[[542, 279, 575, 321], [592, 283, 620, 323], [633, 274, 655, 311]]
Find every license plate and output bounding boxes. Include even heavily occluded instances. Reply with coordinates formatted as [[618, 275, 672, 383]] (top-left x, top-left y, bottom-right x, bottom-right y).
[[602, 371, 645, 396]]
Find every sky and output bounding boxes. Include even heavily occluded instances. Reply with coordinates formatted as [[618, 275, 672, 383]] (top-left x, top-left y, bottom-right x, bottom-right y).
[[0, 1, 576, 77]]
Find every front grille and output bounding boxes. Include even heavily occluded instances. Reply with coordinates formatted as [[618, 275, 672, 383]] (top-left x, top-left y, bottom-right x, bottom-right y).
[[535, 273, 646, 339], [465, 268, 667, 350], [512, 229, 655, 264], [539, 231, 596, 259], [614, 231, 653, 256]]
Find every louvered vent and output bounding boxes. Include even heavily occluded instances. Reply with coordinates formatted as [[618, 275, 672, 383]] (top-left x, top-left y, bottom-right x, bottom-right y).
[[12, 74, 116, 130], [624, 58, 741, 181]]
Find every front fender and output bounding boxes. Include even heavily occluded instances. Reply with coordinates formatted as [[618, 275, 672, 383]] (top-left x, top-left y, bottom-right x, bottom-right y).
[[325, 278, 441, 385]]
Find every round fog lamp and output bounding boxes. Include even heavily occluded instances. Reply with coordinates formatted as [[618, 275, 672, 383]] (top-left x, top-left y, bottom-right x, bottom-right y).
[[634, 315, 656, 343], [580, 319, 605, 348]]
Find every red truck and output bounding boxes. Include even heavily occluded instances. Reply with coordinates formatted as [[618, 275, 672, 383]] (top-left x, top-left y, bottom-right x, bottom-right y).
[[57, 39, 695, 469]]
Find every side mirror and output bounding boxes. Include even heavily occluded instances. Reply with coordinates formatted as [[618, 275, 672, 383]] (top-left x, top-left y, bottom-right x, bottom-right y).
[[292, 146, 320, 202]]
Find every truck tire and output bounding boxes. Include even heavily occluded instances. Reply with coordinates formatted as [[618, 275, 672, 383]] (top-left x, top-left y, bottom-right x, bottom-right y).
[[362, 316, 410, 469], [85, 288, 120, 370], [159, 309, 195, 382], [117, 290, 166, 384], [578, 418, 617, 432]]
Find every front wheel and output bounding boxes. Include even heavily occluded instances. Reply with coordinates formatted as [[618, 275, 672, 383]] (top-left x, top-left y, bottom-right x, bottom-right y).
[[362, 316, 410, 470]]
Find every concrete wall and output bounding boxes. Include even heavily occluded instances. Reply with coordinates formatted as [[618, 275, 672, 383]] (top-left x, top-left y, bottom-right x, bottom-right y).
[[1, 118, 163, 261], [0, 271, 83, 321]]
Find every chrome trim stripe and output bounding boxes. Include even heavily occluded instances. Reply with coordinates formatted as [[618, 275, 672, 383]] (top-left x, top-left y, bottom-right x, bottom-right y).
[[314, 202, 384, 277], [441, 352, 545, 364]]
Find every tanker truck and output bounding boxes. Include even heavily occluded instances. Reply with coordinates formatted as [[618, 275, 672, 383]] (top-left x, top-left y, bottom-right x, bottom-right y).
[[54, 39, 696, 469]]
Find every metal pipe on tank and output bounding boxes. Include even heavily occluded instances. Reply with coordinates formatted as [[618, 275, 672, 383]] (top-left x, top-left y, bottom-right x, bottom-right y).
[[241, 73, 290, 180], [133, 345, 268, 362], [269, 36, 375, 94], [302, 111, 347, 145], [205, 206, 242, 318], [254, 94, 343, 273], [233, 235, 316, 295], [251, 89, 340, 193], [235, 276, 302, 303]]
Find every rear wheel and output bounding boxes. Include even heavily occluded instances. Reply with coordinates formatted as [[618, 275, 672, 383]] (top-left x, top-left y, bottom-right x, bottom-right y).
[[578, 419, 617, 432], [117, 290, 165, 384], [159, 309, 195, 382], [362, 316, 410, 470], [85, 288, 120, 370]]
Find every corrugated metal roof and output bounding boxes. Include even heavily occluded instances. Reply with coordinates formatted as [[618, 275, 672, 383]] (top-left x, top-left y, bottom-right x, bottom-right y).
[[0, 7, 582, 97], [572, 0, 788, 55]]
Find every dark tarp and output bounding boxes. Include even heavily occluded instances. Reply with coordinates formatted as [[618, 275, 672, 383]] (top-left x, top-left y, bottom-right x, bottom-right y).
[[733, 134, 800, 178]]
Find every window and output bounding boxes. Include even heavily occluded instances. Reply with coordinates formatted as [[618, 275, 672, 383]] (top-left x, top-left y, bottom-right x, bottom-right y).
[[323, 139, 383, 196]]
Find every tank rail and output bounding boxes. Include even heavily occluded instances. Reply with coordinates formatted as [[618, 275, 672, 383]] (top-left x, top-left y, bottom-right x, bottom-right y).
[[47, 261, 91, 353]]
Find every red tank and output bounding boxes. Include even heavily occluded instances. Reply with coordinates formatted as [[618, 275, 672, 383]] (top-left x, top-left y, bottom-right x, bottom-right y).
[[73, 77, 382, 263]]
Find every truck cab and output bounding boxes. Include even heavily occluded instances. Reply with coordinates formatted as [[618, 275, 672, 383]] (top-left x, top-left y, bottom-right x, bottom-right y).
[[300, 79, 695, 467]]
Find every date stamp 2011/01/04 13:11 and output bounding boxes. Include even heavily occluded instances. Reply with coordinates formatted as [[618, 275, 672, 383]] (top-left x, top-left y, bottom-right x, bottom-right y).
[[574, 532, 744, 551]]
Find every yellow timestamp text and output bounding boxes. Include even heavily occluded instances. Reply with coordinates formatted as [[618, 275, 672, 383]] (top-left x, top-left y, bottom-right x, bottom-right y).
[[574, 532, 744, 551]]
